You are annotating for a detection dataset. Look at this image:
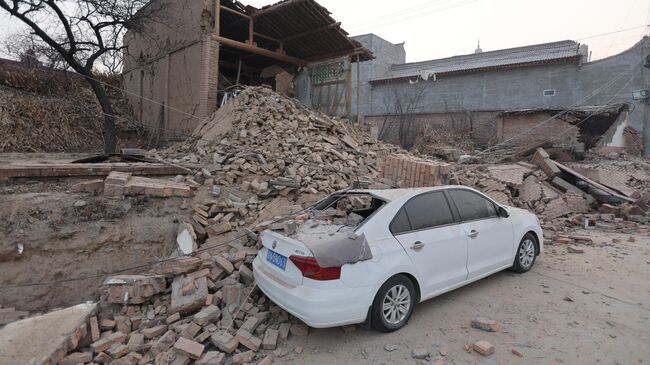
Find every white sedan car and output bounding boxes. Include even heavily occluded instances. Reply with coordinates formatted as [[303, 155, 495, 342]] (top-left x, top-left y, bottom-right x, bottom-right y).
[[253, 186, 543, 332]]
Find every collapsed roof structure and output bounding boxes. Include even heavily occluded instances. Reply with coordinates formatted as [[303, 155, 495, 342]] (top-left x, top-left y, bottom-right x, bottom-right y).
[[123, 0, 372, 140]]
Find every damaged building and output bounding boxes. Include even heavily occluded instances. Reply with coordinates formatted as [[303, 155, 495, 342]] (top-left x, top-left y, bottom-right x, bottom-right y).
[[122, 0, 372, 140], [352, 35, 650, 155]]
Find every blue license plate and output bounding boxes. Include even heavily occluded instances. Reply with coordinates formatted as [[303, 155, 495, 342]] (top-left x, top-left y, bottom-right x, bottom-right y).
[[266, 249, 287, 270]]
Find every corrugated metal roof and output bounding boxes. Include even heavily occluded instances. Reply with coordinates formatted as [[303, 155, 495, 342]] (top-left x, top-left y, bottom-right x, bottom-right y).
[[371, 40, 583, 83]]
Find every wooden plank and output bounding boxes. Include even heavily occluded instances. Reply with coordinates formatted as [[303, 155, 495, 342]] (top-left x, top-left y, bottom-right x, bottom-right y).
[[0, 163, 189, 179], [212, 35, 306, 66], [220, 5, 250, 19]]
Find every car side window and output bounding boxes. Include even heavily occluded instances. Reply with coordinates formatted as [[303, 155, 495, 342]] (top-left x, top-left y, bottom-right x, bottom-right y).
[[448, 190, 497, 221], [390, 192, 454, 235]]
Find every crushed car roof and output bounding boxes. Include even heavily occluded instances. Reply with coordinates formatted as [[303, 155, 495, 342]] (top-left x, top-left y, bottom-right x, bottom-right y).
[[345, 187, 443, 202]]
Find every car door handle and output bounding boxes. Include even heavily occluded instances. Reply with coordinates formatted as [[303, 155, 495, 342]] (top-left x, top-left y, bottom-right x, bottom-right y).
[[410, 241, 425, 251], [468, 230, 479, 238]]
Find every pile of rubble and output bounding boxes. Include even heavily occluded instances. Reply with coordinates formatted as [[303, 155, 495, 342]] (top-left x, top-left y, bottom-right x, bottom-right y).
[[411, 124, 475, 161], [454, 147, 650, 240], [156, 86, 408, 200], [32, 86, 436, 365], [74, 240, 300, 365]]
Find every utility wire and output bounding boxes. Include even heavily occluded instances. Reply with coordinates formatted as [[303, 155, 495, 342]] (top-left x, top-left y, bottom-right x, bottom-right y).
[[473, 62, 641, 158]]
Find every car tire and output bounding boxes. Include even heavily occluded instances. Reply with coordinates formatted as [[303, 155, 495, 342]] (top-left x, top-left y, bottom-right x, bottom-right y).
[[511, 233, 537, 273], [370, 275, 416, 332]]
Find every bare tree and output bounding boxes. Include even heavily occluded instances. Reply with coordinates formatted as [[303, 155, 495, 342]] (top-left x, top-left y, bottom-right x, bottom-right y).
[[3, 31, 67, 69], [0, 0, 160, 153], [377, 79, 427, 149]]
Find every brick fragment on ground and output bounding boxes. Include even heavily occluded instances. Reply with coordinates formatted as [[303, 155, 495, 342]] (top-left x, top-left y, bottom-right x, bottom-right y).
[[473, 340, 495, 356], [567, 245, 585, 254], [214, 255, 234, 273], [277, 322, 291, 342], [233, 350, 255, 364], [179, 322, 201, 339], [210, 332, 239, 353], [193, 305, 221, 326], [411, 348, 430, 359], [235, 329, 262, 351], [59, 351, 93, 365], [471, 316, 500, 332], [258, 354, 274, 365], [151, 330, 176, 355], [262, 328, 279, 350], [142, 324, 167, 339], [103, 274, 167, 305], [171, 274, 209, 313], [196, 351, 226, 365], [91, 331, 127, 353], [289, 323, 309, 336]]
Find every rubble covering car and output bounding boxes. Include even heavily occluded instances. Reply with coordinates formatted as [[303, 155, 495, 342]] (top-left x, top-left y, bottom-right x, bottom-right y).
[[253, 186, 543, 331]]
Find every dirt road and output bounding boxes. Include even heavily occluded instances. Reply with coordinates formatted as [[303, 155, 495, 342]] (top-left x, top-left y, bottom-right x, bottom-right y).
[[278, 229, 650, 364]]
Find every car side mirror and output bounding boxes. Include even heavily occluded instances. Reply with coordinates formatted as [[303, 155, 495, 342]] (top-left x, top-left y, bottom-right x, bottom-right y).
[[498, 206, 510, 218]]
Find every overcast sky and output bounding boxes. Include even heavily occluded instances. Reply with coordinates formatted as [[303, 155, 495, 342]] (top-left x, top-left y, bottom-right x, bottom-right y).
[[1, 0, 648, 62]]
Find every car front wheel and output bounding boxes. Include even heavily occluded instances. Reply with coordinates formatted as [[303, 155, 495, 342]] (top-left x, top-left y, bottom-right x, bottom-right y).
[[370, 275, 416, 332], [511, 233, 537, 273]]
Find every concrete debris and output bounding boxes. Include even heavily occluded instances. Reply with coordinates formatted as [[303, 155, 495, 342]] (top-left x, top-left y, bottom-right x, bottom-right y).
[[0, 303, 96, 365], [103, 275, 167, 305], [177, 223, 198, 255]]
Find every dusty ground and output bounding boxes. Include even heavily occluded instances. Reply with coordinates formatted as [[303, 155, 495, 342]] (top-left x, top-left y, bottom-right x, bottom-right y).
[[278, 229, 650, 365], [0, 177, 183, 312]]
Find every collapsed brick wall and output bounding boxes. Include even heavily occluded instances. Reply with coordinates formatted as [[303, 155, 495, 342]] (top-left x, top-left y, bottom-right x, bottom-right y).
[[366, 111, 499, 149], [501, 113, 579, 147], [379, 154, 451, 187]]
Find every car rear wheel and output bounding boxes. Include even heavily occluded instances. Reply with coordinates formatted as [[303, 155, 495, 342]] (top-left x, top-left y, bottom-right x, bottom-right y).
[[370, 275, 416, 332], [511, 233, 537, 273]]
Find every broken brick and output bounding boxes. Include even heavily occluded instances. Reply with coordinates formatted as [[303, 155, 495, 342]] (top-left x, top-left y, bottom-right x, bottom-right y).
[[173, 337, 205, 359], [473, 340, 495, 356], [471, 316, 500, 332], [262, 328, 279, 350]]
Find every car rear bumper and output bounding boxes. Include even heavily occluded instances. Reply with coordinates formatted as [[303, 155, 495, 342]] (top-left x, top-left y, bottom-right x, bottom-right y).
[[253, 256, 374, 328]]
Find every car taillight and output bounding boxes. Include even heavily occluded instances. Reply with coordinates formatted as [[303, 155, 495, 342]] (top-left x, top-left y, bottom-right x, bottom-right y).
[[289, 255, 341, 281]]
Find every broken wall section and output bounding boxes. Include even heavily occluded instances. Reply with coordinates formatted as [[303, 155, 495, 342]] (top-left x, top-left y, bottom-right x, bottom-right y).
[[122, 0, 217, 141]]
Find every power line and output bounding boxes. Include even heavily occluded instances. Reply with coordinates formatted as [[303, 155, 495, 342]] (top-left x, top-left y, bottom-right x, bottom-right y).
[[0, 187, 362, 290], [345, 0, 455, 27], [348, 0, 478, 33]]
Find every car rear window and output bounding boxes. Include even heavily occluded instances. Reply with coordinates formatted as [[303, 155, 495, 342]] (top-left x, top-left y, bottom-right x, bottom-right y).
[[390, 208, 411, 234], [448, 189, 497, 221], [405, 192, 454, 230], [390, 191, 454, 234]]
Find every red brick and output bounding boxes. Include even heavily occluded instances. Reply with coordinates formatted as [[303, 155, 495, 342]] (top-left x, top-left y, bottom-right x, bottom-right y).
[[173, 337, 205, 359]]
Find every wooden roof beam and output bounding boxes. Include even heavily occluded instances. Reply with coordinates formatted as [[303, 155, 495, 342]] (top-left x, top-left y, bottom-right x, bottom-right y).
[[221, 5, 251, 20], [213, 35, 306, 66]]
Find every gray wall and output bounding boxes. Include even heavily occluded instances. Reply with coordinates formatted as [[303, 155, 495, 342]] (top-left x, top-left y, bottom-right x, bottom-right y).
[[351, 34, 406, 121], [356, 35, 650, 154]]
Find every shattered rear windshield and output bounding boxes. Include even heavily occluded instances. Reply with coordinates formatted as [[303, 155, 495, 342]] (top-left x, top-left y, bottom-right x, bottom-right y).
[[309, 193, 386, 229]]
